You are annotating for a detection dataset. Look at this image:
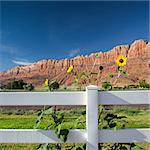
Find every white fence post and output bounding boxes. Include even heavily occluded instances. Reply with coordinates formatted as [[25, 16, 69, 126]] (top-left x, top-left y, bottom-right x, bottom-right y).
[[86, 85, 98, 150]]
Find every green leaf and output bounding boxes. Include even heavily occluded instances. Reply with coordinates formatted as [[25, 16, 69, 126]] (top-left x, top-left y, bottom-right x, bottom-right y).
[[113, 126, 117, 131], [55, 125, 61, 136], [43, 107, 53, 115], [57, 112, 64, 121], [122, 71, 128, 76], [120, 146, 128, 150], [60, 129, 69, 142], [34, 119, 41, 129], [109, 122, 117, 128], [35, 119, 40, 124], [130, 143, 136, 147], [36, 144, 43, 150], [102, 81, 112, 91], [37, 111, 42, 116], [108, 73, 114, 78], [118, 66, 123, 72], [117, 116, 127, 119]]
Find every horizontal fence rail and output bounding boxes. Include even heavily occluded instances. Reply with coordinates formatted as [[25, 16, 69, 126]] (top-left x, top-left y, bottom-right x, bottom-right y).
[[0, 92, 85, 105], [0, 129, 150, 143], [0, 129, 86, 143], [98, 128, 150, 143], [0, 90, 149, 106], [99, 90, 150, 105], [0, 86, 150, 150]]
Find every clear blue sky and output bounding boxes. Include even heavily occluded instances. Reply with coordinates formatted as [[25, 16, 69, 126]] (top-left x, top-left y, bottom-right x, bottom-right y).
[[0, 1, 149, 72]]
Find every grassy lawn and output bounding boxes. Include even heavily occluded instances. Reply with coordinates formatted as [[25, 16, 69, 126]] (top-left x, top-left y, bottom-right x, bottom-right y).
[[0, 106, 149, 149], [0, 106, 149, 129], [109, 106, 150, 128]]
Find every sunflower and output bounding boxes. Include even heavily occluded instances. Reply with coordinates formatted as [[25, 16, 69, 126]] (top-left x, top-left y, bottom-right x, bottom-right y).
[[67, 65, 73, 73], [44, 79, 49, 87], [116, 55, 127, 67]]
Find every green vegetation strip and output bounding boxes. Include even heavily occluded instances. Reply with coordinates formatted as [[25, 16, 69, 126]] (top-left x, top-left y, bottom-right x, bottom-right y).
[[0, 107, 149, 129]]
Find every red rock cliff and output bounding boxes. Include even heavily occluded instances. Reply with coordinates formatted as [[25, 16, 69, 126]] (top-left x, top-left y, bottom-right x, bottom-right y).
[[0, 40, 150, 87]]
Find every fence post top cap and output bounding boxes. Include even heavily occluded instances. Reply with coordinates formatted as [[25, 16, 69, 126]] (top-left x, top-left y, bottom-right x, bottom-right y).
[[86, 85, 98, 90]]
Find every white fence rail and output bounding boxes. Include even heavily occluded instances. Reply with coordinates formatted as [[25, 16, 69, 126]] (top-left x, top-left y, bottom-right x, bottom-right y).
[[0, 129, 149, 143], [0, 85, 150, 150]]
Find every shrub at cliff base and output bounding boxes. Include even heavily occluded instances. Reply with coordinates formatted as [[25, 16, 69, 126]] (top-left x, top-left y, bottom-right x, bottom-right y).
[[139, 80, 150, 88], [4, 80, 34, 91], [23, 84, 35, 91], [5, 80, 27, 89]]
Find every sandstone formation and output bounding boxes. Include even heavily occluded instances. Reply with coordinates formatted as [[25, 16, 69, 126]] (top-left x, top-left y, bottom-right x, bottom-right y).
[[0, 40, 150, 87]]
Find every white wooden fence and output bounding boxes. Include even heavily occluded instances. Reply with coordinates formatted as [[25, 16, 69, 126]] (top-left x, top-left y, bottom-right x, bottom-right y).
[[0, 85, 150, 150]]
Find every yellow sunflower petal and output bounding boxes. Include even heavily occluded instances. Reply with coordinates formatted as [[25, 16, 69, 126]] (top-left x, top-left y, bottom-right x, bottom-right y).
[[67, 65, 73, 73], [44, 79, 49, 87]]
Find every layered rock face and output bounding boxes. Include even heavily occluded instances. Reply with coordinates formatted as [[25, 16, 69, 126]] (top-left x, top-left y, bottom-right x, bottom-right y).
[[0, 40, 150, 87]]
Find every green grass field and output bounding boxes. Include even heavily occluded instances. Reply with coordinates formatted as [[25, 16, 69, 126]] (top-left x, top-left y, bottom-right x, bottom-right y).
[[0, 106, 149, 150]]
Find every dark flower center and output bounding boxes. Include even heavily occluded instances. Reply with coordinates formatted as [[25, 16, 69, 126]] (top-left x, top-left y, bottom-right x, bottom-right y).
[[119, 59, 124, 63], [99, 66, 103, 70]]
